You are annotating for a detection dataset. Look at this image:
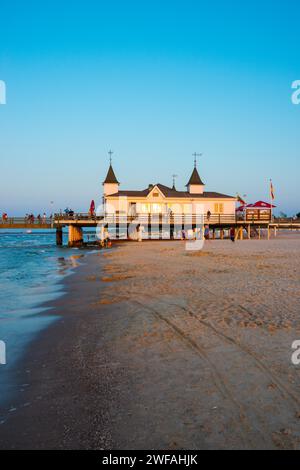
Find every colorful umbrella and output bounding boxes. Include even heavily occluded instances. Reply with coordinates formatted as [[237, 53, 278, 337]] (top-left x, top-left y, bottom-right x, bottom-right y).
[[89, 200, 95, 213]]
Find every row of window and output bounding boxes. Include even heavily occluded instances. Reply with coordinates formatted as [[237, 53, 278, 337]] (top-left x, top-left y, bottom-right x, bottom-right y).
[[129, 202, 224, 214]]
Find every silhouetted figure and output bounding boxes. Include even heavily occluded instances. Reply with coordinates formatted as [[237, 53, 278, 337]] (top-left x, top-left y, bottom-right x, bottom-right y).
[[230, 227, 235, 242]]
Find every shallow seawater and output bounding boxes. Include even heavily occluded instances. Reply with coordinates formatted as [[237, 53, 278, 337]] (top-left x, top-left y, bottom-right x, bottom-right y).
[[0, 230, 94, 405]]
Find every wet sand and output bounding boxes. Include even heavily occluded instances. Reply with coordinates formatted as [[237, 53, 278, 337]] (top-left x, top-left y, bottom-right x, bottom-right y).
[[1, 235, 300, 449]]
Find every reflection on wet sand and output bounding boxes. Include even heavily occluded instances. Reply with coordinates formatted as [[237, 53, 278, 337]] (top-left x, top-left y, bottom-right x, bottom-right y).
[[57, 254, 85, 274]]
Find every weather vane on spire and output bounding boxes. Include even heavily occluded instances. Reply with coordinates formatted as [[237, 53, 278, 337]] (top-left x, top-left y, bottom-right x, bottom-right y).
[[192, 152, 202, 168], [108, 149, 113, 164]]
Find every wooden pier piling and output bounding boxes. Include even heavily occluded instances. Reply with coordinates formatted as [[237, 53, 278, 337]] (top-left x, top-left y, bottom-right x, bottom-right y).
[[68, 225, 83, 247], [247, 224, 251, 239], [56, 227, 63, 246]]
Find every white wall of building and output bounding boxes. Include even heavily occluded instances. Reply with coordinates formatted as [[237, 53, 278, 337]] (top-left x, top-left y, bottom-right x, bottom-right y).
[[103, 183, 119, 197], [187, 184, 205, 194], [105, 195, 236, 215]]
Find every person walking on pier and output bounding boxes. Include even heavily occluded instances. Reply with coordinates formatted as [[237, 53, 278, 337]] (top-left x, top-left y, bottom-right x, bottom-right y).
[[230, 226, 235, 242]]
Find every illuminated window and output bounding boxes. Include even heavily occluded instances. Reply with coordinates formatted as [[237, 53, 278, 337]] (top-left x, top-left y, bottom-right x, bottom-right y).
[[151, 204, 162, 213], [141, 204, 150, 213], [214, 203, 224, 213]]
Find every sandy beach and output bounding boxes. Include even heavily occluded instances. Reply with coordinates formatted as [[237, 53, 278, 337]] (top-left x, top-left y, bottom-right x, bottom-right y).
[[1, 234, 300, 449]]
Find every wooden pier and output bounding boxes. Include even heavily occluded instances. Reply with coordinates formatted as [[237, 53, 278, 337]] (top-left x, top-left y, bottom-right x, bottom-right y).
[[1, 214, 299, 247]]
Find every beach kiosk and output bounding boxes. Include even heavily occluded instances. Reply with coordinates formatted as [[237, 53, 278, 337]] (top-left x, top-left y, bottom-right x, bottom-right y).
[[236, 201, 276, 222]]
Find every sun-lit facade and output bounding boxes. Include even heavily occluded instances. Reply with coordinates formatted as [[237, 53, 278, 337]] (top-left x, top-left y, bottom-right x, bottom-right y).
[[102, 162, 236, 218]]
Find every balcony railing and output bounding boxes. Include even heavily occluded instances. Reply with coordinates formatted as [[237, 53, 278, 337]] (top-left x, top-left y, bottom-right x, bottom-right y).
[[103, 213, 237, 225]]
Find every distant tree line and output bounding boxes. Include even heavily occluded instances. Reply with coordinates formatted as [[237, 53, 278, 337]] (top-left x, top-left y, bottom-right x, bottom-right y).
[[276, 212, 300, 219]]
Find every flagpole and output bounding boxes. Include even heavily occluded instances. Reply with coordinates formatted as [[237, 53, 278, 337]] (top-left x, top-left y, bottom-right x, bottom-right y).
[[270, 179, 273, 222], [270, 179, 272, 222]]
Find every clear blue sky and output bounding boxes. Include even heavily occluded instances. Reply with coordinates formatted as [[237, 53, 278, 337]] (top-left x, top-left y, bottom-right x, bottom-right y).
[[0, 0, 299, 215]]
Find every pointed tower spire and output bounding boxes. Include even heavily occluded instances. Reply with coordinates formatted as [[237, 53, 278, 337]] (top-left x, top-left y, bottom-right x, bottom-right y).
[[103, 164, 119, 184], [103, 151, 120, 197], [103, 150, 119, 184], [186, 154, 205, 194], [186, 167, 204, 186]]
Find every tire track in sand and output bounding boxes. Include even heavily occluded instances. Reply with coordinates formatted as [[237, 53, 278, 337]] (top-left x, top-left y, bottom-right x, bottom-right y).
[[164, 277, 300, 412], [131, 298, 262, 448]]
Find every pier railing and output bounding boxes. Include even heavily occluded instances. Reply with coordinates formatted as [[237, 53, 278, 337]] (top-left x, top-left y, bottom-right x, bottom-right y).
[[5, 213, 299, 229], [273, 217, 300, 224], [53, 212, 104, 222], [11, 212, 262, 225], [0, 217, 53, 227]]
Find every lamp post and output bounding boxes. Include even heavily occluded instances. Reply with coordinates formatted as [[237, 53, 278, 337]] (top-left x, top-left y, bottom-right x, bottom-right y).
[[50, 201, 54, 217]]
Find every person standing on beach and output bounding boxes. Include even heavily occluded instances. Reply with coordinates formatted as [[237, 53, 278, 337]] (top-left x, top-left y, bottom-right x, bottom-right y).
[[230, 226, 235, 242], [103, 225, 110, 248], [204, 225, 210, 240], [137, 224, 143, 242]]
